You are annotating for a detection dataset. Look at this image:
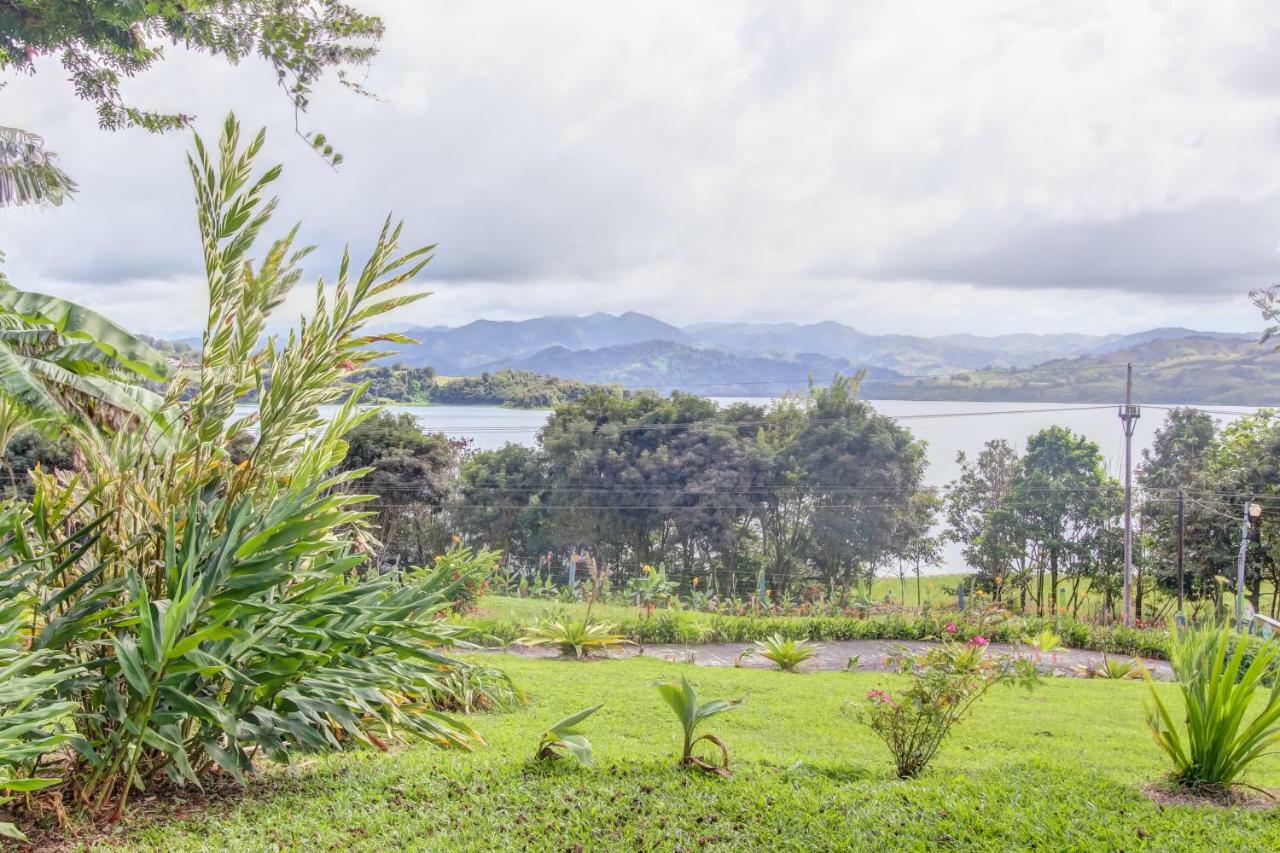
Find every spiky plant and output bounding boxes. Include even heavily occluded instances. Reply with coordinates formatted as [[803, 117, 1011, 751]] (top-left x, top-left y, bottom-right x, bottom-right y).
[[1145, 624, 1280, 790], [752, 634, 817, 672], [519, 617, 628, 659]]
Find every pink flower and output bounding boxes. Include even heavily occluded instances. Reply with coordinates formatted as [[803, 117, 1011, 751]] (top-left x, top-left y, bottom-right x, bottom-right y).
[[867, 689, 897, 707], [969, 635, 989, 647], [945, 622, 958, 634]]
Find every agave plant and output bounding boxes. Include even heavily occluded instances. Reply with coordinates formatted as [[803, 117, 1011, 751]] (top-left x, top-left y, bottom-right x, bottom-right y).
[[1145, 624, 1280, 789], [655, 677, 745, 777], [1075, 654, 1141, 679], [534, 704, 603, 765], [752, 634, 817, 672], [519, 617, 628, 659], [0, 114, 512, 824]]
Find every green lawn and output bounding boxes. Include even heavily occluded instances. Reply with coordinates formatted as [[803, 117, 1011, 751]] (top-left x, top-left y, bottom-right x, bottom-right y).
[[111, 654, 1280, 851]]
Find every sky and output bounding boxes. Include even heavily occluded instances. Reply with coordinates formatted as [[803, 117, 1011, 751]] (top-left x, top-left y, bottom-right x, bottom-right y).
[[4, 0, 1280, 338]]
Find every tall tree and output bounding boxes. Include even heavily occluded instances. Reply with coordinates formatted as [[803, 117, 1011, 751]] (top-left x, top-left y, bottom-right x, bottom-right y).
[[1012, 426, 1118, 617], [945, 439, 1024, 602]]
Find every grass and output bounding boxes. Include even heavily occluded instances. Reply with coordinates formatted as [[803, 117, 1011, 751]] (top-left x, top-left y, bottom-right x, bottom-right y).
[[105, 654, 1280, 851]]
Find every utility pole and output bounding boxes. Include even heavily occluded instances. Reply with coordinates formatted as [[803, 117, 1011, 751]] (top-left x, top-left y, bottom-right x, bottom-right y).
[[1176, 489, 1185, 613], [1236, 501, 1262, 632], [1119, 363, 1140, 626]]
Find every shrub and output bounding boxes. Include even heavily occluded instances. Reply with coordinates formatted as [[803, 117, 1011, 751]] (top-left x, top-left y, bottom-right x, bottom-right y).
[[655, 677, 745, 777], [860, 637, 1039, 778], [752, 634, 817, 672], [1145, 624, 1280, 790], [534, 704, 603, 765]]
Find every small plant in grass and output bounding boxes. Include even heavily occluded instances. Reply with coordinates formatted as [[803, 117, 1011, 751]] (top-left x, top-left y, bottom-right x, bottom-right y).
[[1075, 654, 1141, 679], [753, 634, 817, 672], [859, 636, 1039, 778], [534, 704, 603, 766], [655, 677, 745, 777], [1145, 623, 1280, 791], [846, 654, 862, 670]]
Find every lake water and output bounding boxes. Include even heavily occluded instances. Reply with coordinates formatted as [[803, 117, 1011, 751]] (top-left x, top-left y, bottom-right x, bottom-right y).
[[258, 399, 1258, 572]]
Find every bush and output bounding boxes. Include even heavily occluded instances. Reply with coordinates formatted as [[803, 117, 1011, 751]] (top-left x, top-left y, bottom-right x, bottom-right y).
[[859, 637, 1039, 778]]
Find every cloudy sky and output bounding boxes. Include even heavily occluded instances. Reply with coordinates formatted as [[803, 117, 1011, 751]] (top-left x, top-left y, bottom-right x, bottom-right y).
[[4, 1, 1280, 337]]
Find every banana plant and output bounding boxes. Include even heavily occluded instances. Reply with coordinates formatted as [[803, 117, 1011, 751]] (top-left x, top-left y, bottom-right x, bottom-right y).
[[534, 703, 603, 766], [654, 677, 745, 777]]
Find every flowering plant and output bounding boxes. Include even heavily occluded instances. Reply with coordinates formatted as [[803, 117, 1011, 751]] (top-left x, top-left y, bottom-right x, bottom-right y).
[[858, 637, 1039, 778]]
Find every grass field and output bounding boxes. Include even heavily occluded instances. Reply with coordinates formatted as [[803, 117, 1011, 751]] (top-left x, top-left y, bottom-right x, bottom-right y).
[[108, 654, 1280, 851]]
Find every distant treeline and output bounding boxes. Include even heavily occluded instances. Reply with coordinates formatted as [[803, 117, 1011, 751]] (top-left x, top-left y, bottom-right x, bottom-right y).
[[346, 365, 609, 408]]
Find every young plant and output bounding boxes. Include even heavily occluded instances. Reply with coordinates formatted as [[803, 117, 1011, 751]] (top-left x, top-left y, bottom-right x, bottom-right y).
[[654, 677, 745, 777], [753, 634, 817, 672], [519, 617, 628, 659], [860, 637, 1038, 778], [1021, 628, 1062, 655], [535, 704, 603, 766], [1145, 623, 1280, 790]]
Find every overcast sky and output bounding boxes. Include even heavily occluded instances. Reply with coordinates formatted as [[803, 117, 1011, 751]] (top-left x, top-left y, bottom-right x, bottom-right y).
[[4, 1, 1280, 337]]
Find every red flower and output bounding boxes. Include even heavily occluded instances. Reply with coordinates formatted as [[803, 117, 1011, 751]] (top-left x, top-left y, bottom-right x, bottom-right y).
[[339, 359, 356, 370], [945, 622, 958, 634], [969, 635, 989, 647]]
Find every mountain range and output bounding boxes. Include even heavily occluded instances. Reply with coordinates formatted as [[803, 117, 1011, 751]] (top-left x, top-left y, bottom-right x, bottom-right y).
[[376, 312, 1267, 403]]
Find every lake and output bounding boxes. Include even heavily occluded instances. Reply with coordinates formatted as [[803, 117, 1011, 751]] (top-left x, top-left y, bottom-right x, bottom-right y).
[[259, 399, 1257, 572]]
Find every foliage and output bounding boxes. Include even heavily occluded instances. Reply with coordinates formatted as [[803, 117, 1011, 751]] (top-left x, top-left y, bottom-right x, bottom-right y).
[[534, 703, 603, 766], [751, 633, 817, 672], [0, 0, 382, 163], [0, 277, 172, 453], [626, 566, 676, 609], [1145, 623, 1280, 789], [860, 638, 1039, 778], [0, 115, 511, 827], [1020, 628, 1062, 654], [519, 617, 628, 659], [0, 126, 76, 207], [1075, 655, 1142, 679], [654, 676, 745, 777]]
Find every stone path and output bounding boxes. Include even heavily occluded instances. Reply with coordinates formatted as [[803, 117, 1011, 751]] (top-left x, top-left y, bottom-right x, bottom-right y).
[[478, 638, 1173, 679]]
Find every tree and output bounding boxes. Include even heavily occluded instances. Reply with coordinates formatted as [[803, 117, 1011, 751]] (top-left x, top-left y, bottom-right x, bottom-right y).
[[945, 440, 1025, 604], [458, 443, 552, 568], [1012, 426, 1119, 617], [0, 126, 76, 207], [1, 1, 382, 162], [1138, 408, 1228, 609], [340, 411, 461, 569]]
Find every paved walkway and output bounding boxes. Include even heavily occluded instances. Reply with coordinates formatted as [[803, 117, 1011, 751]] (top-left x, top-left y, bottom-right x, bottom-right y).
[[483, 638, 1173, 679]]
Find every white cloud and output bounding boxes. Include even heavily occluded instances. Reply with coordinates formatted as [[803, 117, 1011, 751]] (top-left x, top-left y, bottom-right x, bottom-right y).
[[2, 0, 1278, 336]]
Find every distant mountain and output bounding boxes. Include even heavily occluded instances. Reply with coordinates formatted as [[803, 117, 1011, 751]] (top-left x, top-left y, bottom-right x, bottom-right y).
[[862, 336, 1280, 405], [490, 340, 900, 396], [391, 312, 686, 374], [1077, 327, 1252, 357], [369, 311, 1264, 403]]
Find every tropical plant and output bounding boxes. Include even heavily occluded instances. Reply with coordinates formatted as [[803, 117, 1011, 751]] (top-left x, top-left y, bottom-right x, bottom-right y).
[[519, 618, 628, 659], [1145, 623, 1280, 789], [534, 704, 603, 766], [860, 638, 1038, 778], [1021, 628, 1062, 655], [654, 677, 745, 777], [0, 276, 173, 453], [0, 114, 512, 826], [627, 565, 676, 610], [1075, 654, 1141, 679], [752, 634, 817, 672]]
